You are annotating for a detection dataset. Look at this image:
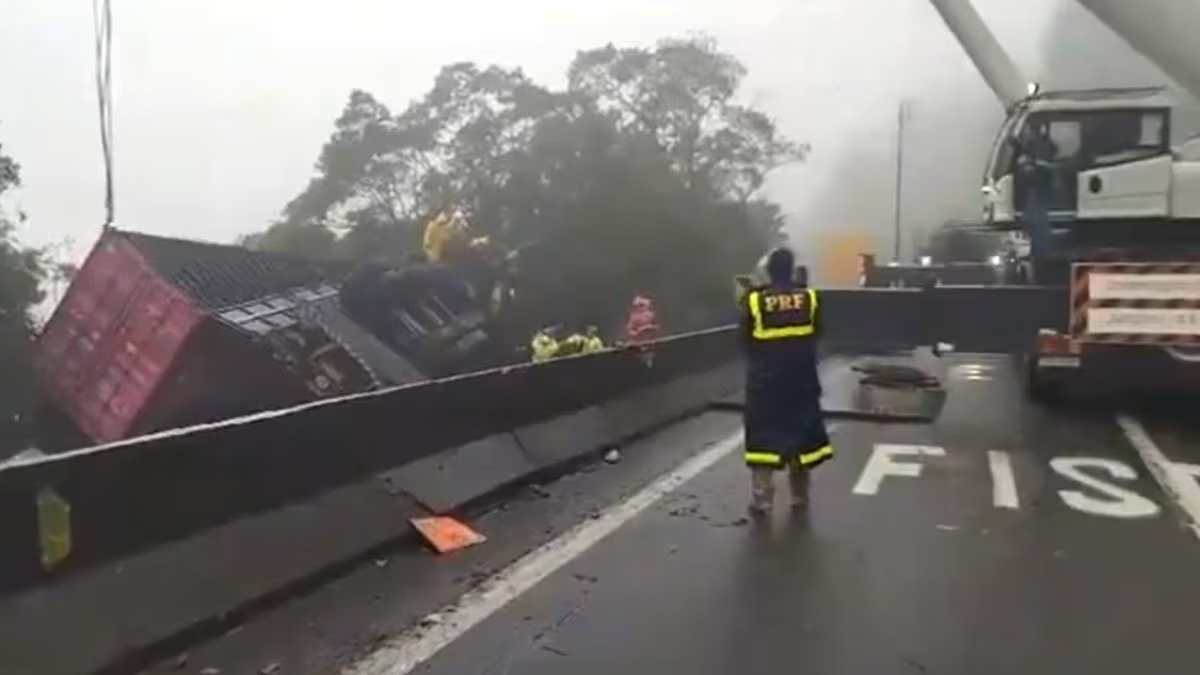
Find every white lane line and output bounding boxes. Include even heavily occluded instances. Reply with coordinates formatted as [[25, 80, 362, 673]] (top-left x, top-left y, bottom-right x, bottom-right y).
[[987, 450, 1020, 510], [1115, 414, 1200, 541], [342, 430, 745, 675]]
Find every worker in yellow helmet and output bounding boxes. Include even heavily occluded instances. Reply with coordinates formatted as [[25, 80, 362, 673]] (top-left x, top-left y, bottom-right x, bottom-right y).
[[422, 209, 454, 263], [583, 326, 604, 353], [556, 332, 584, 357], [553, 327, 604, 357], [530, 329, 560, 363], [425, 206, 492, 264]]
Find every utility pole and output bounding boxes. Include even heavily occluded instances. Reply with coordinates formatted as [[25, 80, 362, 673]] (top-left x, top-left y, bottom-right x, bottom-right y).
[[892, 100, 908, 262]]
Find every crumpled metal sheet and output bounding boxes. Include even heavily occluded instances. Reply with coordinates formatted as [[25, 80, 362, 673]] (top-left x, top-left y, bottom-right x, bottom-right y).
[[851, 362, 947, 421], [300, 297, 426, 387]]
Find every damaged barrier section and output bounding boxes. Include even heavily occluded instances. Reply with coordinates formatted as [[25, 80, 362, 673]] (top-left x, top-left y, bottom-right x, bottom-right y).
[[0, 326, 744, 675]]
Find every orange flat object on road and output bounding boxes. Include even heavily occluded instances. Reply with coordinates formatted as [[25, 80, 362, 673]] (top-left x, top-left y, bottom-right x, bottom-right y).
[[410, 516, 487, 554]]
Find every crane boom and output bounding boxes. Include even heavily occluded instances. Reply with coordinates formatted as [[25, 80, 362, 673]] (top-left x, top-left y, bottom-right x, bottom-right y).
[[1075, 0, 1200, 106], [926, 0, 1029, 108]]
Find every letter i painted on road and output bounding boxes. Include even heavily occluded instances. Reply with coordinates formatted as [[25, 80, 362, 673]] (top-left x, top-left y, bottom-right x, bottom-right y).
[[853, 443, 946, 496], [988, 450, 1020, 510]]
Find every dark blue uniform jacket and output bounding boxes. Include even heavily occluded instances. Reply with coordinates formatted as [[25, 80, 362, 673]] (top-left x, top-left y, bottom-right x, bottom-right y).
[[739, 282, 832, 470]]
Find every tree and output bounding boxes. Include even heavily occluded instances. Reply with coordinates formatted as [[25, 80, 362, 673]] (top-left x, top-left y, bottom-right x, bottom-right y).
[[0, 140, 46, 456], [568, 36, 809, 200], [239, 221, 338, 259], [249, 35, 806, 332], [281, 90, 402, 230]]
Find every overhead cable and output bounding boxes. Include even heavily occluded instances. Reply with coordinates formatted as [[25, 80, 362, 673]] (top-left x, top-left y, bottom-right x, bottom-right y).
[[92, 0, 114, 228]]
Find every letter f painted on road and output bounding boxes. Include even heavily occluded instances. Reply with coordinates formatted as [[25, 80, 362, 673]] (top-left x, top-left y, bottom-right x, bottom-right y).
[[853, 443, 946, 496]]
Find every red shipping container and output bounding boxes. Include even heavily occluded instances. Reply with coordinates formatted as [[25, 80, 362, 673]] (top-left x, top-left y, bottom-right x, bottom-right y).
[[34, 235, 201, 444]]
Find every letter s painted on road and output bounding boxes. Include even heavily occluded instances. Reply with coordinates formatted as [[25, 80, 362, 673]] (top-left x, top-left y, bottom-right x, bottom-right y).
[[1050, 457, 1160, 519]]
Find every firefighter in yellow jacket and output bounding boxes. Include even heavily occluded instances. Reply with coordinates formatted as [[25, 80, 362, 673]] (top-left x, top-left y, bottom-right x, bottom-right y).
[[423, 208, 477, 264], [582, 326, 604, 353], [740, 247, 832, 514], [530, 329, 559, 363], [423, 210, 452, 263]]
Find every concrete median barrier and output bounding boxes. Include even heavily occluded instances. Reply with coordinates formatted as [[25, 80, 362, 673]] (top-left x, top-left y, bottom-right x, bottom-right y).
[[0, 475, 423, 675], [0, 355, 619, 596], [513, 406, 612, 471], [603, 363, 743, 441], [381, 433, 533, 513], [0, 480, 40, 602], [0, 327, 748, 675], [0, 334, 845, 597]]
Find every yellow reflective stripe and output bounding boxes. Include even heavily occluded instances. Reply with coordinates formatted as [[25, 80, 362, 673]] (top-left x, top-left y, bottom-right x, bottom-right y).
[[745, 451, 782, 466], [747, 290, 764, 330], [756, 325, 814, 339], [747, 289, 816, 340], [747, 445, 832, 467], [797, 444, 833, 466]]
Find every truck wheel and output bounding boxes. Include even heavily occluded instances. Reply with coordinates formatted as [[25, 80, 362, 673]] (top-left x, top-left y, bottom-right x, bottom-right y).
[[1023, 355, 1061, 405]]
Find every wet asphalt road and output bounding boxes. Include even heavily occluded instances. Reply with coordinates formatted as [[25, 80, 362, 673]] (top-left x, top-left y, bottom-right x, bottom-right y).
[[148, 353, 1200, 675]]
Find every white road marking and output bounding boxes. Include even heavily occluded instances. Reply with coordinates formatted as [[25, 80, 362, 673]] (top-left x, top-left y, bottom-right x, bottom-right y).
[[343, 430, 746, 675], [1116, 414, 1200, 540], [1050, 457, 1160, 519], [1168, 463, 1200, 537], [987, 450, 1020, 510], [346, 420, 843, 674], [851, 443, 944, 496]]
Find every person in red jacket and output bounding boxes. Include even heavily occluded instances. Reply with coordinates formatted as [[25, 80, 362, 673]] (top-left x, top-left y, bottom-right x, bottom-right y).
[[624, 295, 660, 343]]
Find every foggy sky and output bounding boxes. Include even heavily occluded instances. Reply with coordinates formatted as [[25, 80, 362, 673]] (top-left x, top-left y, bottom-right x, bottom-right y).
[[798, 0, 1200, 278], [1039, 0, 1200, 138], [0, 0, 1114, 268]]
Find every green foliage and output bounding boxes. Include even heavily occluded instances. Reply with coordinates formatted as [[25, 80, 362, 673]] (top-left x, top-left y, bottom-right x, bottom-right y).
[[0, 141, 47, 455], [250, 35, 806, 331], [239, 221, 338, 260], [567, 35, 808, 199]]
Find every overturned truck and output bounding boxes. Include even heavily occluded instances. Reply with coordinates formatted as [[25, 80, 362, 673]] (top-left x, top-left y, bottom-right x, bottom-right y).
[[32, 228, 529, 448], [337, 236, 528, 377]]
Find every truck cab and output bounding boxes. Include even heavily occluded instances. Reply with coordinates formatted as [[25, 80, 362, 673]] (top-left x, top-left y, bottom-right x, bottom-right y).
[[980, 87, 1195, 229]]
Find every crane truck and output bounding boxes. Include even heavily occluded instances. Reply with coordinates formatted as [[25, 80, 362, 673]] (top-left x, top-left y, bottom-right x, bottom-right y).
[[929, 0, 1200, 233], [910, 0, 1200, 400], [808, 0, 1200, 402]]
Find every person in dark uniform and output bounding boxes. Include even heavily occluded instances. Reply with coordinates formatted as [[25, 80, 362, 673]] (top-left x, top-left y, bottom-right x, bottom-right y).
[[739, 246, 833, 515], [1015, 120, 1059, 257]]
